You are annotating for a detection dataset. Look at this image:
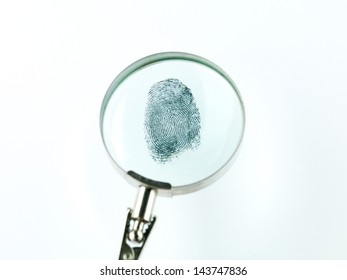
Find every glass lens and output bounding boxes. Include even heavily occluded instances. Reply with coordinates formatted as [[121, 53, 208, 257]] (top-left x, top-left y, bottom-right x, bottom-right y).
[[101, 53, 245, 192]]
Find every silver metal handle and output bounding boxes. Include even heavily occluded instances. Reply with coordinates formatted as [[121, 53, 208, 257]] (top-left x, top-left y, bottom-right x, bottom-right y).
[[119, 186, 157, 260]]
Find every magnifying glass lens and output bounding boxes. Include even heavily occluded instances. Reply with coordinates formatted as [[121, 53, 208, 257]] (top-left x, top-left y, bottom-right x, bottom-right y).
[[101, 54, 245, 192]]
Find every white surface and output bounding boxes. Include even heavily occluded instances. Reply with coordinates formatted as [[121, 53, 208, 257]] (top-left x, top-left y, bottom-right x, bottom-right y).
[[1, 0, 347, 259]]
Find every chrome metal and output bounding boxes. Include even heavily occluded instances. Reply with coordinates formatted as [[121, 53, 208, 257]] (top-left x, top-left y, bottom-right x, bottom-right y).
[[119, 186, 157, 260], [132, 186, 157, 221], [126, 171, 172, 197]]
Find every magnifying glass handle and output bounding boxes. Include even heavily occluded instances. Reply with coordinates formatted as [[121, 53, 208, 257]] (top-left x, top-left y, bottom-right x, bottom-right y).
[[119, 186, 157, 260]]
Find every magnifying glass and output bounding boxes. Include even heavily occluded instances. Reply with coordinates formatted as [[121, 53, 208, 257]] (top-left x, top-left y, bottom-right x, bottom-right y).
[[100, 52, 245, 259]]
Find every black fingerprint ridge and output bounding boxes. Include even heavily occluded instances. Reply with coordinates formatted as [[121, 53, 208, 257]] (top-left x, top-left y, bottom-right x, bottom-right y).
[[144, 78, 201, 163]]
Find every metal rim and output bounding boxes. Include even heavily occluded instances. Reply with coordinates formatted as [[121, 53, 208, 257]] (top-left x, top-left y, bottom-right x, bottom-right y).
[[100, 52, 246, 196]]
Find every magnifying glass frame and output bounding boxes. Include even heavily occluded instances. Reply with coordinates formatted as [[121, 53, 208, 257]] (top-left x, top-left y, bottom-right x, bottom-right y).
[[100, 52, 245, 197]]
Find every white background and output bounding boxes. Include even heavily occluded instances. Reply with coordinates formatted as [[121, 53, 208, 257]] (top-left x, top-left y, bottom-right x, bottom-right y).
[[1, 0, 347, 259]]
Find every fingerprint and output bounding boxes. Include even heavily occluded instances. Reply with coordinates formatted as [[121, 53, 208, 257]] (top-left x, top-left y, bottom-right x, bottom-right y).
[[144, 78, 201, 163]]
